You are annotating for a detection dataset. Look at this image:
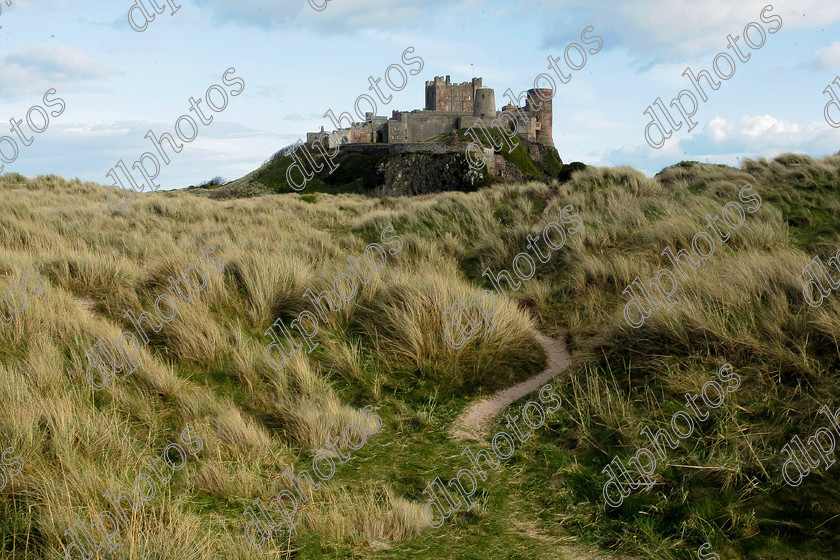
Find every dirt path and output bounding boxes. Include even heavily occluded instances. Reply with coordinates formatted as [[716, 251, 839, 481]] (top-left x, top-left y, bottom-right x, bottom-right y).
[[449, 332, 572, 441], [449, 334, 639, 560]]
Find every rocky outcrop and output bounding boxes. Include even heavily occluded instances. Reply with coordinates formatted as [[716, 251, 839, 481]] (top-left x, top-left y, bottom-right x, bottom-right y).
[[486, 155, 524, 182], [207, 134, 563, 199], [372, 152, 485, 197]]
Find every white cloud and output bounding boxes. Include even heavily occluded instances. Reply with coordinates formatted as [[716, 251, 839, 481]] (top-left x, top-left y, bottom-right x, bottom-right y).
[[187, 0, 840, 64], [191, 0, 453, 33], [719, 115, 823, 160], [7, 44, 115, 79], [594, 113, 840, 176], [707, 117, 731, 141], [0, 44, 116, 97], [739, 114, 800, 138], [817, 41, 840, 69], [7, 119, 292, 188], [684, 114, 828, 153], [283, 112, 324, 121], [539, 0, 840, 60]]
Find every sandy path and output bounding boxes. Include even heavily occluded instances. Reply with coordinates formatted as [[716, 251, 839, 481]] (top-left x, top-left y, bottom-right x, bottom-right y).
[[449, 332, 572, 441], [448, 334, 640, 560]]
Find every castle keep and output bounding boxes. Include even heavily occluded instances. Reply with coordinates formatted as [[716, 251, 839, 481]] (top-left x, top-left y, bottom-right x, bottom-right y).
[[307, 76, 554, 149]]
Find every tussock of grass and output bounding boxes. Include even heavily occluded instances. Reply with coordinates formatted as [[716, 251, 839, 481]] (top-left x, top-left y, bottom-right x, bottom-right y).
[[0, 171, 547, 559], [2, 152, 840, 559], [524, 156, 840, 559]]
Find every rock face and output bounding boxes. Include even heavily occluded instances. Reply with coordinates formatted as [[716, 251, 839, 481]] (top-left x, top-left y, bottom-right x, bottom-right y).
[[523, 141, 560, 166], [486, 155, 524, 182], [372, 152, 485, 197]]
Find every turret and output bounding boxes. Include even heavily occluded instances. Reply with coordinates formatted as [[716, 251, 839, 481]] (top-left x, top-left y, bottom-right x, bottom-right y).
[[473, 87, 497, 119], [526, 89, 553, 146]]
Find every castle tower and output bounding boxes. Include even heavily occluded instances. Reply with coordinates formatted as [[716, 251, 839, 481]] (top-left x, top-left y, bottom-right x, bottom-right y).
[[425, 76, 483, 111], [473, 87, 497, 119], [526, 89, 553, 147]]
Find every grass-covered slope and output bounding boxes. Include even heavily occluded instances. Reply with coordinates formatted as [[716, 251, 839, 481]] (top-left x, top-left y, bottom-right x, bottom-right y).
[[198, 129, 563, 198], [466, 155, 840, 560], [0, 173, 549, 559], [1, 152, 839, 560]]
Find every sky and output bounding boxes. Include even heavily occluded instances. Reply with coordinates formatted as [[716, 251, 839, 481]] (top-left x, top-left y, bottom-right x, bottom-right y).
[[0, 0, 839, 189]]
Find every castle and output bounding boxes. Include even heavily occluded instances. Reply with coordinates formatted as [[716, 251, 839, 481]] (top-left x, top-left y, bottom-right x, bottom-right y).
[[307, 76, 554, 149]]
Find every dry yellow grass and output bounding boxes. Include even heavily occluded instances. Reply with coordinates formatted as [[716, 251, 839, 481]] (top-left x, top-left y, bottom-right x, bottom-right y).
[[0, 172, 548, 559]]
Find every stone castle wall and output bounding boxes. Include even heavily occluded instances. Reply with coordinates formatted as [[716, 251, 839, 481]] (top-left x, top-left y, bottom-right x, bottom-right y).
[[340, 142, 459, 155], [306, 76, 554, 150], [424, 76, 482, 111], [393, 111, 468, 142]]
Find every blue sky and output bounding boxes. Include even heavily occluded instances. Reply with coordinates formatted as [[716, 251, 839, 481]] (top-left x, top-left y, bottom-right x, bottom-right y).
[[0, 0, 839, 188]]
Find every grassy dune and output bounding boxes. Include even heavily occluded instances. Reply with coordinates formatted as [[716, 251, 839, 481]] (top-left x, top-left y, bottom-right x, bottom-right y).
[[0, 152, 838, 559]]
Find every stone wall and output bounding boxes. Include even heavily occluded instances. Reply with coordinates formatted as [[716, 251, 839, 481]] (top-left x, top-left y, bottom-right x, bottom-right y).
[[340, 142, 462, 155], [526, 89, 553, 146], [424, 76, 482, 112], [395, 111, 469, 142], [304, 75, 556, 150]]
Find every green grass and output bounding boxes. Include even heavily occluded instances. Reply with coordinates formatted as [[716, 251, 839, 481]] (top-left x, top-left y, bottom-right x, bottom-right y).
[[249, 129, 562, 196], [455, 127, 562, 179], [299, 155, 840, 559], [3, 153, 840, 559], [284, 392, 590, 560], [515, 158, 840, 559]]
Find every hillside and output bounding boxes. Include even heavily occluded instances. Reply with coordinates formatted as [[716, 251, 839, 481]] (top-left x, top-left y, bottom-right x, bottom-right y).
[[0, 152, 839, 559], [189, 129, 564, 200]]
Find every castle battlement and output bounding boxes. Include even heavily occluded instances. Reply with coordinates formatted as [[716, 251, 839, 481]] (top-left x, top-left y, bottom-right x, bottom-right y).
[[306, 76, 553, 149]]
